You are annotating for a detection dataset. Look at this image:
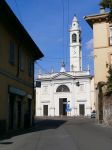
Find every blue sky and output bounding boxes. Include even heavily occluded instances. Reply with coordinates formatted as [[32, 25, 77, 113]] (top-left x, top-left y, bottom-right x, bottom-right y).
[[6, 0, 101, 76]]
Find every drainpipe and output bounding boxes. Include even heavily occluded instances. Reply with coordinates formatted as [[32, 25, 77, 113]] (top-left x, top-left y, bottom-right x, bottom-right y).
[[32, 59, 35, 126]]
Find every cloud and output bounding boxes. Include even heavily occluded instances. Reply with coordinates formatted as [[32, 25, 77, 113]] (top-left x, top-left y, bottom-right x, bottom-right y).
[[86, 38, 93, 50], [89, 50, 94, 57], [86, 38, 94, 58]]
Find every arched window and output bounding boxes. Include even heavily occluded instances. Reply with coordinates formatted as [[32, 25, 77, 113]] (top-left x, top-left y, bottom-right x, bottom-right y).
[[72, 33, 77, 43], [56, 85, 70, 92]]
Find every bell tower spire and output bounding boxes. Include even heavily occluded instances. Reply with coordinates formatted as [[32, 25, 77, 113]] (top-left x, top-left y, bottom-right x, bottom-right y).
[[69, 15, 82, 72]]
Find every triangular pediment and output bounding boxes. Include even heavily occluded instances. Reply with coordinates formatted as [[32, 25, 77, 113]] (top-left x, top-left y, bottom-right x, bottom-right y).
[[52, 72, 74, 80]]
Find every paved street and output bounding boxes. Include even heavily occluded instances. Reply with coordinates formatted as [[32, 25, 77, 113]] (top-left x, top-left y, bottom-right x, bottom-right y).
[[0, 118, 112, 150]]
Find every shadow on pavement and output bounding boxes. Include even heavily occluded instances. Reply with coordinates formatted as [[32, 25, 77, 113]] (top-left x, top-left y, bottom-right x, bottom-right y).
[[0, 141, 13, 145], [0, 119, 66, 142]]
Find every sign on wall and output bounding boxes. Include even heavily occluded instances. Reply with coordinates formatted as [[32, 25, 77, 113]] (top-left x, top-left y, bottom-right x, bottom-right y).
[[66, 103, 71, 112]]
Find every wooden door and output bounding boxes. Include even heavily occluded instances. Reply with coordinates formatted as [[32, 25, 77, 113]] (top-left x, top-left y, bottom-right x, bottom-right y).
[[43, 105, 48, 116]]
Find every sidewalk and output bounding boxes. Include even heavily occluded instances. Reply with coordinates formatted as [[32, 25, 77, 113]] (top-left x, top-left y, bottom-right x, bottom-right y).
[[0, 124, 37, 141]]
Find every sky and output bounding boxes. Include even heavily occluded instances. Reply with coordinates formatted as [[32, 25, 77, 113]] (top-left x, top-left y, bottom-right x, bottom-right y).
[[6, 0, 101, 77]]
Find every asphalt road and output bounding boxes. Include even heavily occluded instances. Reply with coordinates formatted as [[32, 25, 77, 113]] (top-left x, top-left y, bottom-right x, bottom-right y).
[[0, 117, 112, 150]]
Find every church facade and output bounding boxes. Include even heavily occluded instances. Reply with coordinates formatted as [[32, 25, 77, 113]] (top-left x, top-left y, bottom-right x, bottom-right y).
[[35, 16, 95, 117]]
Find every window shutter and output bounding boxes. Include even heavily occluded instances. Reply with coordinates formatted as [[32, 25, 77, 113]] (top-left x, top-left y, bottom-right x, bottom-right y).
[[28, 58, 34, 76], [19, 49, 24, 71]]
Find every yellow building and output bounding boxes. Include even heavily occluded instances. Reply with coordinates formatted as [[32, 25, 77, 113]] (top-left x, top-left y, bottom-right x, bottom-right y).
[[0, 1, 43, 133], [84, 7, 112, 120], [84, 8, 112, 86]]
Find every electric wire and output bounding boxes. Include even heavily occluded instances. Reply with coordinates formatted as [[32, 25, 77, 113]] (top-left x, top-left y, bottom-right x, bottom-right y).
[[35, 61, 52, 75], [66, 0, 70, 65], [61, 0, 65, 63]]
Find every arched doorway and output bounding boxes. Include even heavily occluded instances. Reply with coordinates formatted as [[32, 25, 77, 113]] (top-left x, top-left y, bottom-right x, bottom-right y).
[[56, 85, 70, 116]]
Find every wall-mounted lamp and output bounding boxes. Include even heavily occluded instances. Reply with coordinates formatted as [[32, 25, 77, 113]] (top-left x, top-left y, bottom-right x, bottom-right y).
[[76, 81, 80, 86]]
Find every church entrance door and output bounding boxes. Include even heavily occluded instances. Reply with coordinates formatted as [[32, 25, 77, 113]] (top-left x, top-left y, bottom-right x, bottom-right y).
[[43, 105, 48, 116], [79, 104, 85, 116], [59, 98, 67, 116]]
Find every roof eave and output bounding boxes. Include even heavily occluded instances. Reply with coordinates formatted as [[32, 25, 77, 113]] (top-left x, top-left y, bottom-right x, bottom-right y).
[[84, 12, 109, 28], [0, 0, 44, 60]]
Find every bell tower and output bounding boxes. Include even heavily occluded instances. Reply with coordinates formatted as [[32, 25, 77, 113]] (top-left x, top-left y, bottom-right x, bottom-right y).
[[69, 15, 82, 72]]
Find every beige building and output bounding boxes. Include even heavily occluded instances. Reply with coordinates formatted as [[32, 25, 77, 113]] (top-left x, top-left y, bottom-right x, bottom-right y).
[[84, 7, 112, 120], [0, 1, 43, 133], [84, 8, 112, 86]]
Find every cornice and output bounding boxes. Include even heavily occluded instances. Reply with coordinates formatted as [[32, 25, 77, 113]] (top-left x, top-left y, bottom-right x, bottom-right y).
[[84, 12, 109, 28]]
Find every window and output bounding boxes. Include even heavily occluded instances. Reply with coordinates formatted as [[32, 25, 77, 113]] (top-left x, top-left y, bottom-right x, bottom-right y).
[[28, 58, 34, 76], [109, 27, 112, 45], [56, 85, 70, 92], [9, 40, 15, 65], [72, 33, 77, 43], [36, 81, 41, 88], [19, 49, 24, 71]]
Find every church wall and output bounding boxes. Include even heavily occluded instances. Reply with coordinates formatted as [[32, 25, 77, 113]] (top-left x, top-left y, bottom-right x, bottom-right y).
[[74, 79, 92, 116], [35, 77, 94, 117], [35, 16, 95, 118]]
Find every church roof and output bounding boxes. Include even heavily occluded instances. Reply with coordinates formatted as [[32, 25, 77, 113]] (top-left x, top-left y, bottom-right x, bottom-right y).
[[37, 71, 92, 81]]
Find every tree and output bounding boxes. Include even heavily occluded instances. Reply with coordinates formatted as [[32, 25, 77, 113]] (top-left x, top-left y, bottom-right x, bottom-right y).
[[100, 0, 112, 20], [100, 0, 112, 9], [107, 65, 112, 93]]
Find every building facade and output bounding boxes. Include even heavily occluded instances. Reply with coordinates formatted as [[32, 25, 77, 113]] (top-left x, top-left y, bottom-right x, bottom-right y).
[[84, 8, 112, 86], [84, 7, 112, 120], [35, 16, 95, 117], [0, 1, 43, 133]]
